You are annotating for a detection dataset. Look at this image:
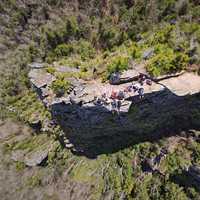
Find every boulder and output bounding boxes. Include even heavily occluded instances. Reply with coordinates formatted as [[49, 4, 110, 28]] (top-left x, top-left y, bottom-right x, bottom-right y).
[[142, 48, 154, 60], [24, 147, 49, 167], [28, 62, 44, 69], [40, 87, 50, 98], [119, 101, 132, 113], [109, 72, 121, 85], [189, 55, 199, 64], [29, 117, 42, 130], [28, 68, 56, 89], [65, 143, 74, 149], [102, 190, 115, 200], [109, 70, 140, 85]]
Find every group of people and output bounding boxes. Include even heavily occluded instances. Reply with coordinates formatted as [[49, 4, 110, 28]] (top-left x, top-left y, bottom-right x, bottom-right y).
[[94, 73, 152, 114]]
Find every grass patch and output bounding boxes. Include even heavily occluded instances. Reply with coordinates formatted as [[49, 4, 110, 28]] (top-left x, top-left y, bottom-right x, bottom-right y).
[[15, 161, 26, 172], [51, 75, 71, 97], [26, 175, 42, 188]]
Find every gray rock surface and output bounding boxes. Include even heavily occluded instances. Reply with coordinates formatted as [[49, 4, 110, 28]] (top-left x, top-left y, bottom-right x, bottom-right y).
[[56, 65, 80, 73], [109, 72, 121, 84], [142, 48, 154, 60], [103, 190, 115, 200], [28, 62, 44, 69], [28, 68, 56, 89], [28, 64, 200, 156], [24, 147, 49, 167], [11, 150, 26, 162]]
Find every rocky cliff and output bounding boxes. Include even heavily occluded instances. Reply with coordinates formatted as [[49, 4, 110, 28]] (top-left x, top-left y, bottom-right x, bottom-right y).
[[29, 63, 200, 158]]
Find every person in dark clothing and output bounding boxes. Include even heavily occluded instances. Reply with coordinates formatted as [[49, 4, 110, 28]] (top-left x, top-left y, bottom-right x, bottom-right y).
[[93, 67, 97, 78], [94, 97, 102, 105], [132, 83, 140, 92], [117, 100, 121, 113], [146, 79, 152, 86], [117, 91, 125, 100], [138, 73, 146, 85], [93, 67, 97, 75], [138, 87, 144, 99], [101, 92, 109, 105], [111, 99, 117, 114]]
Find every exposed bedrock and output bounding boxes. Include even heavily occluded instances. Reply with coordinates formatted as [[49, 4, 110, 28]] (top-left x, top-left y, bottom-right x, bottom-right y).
[[28, 63, 200, 158]]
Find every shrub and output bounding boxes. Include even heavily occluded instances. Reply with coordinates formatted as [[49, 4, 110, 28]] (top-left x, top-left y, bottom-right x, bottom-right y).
[[54, 44, 73, 57], [164, 182, 188, 200], [51, 76, 71, 97], [148, 25, 175, 45], [42, 17, 80, 50], [107, 56, 129, 79], [15, 161, 26, 171], [180, 22, 200, 36], [28, 44, 39, 62], [75, 40, 95, 60], [26, 175, 42, 187], [128, 44, 142, 59], [46, 66, 56, 74], [98, 20, 122, 50], [147, 45, 189, 76], [65, 17, 79, 39], [191, 6, 200, 19], [46, 39, 95, 62]]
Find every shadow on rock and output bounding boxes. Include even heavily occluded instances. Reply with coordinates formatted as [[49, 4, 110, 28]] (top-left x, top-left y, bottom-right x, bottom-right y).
[[51, 87, 200, 158], [170, 165, 200, 193]]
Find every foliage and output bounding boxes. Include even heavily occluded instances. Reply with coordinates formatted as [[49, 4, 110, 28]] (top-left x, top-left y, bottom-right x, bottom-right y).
[[147, 44, 189, 76], [98, 20, 126, 50], [46, 66, 56, 74], [106, 55, 129, 79], [15, 161, 26, 171], [26, 175, 42, 188], [75, 40, 96, 61], [129, 43, 142, 59], [164, 182, 188, 200], [42, 17, 80, 50], [148, 24, 175, 45], [54, 44, 73, 58], [11, 91, 51, 123], [46, 39, 95, 62], [51, 76, 71, 97]]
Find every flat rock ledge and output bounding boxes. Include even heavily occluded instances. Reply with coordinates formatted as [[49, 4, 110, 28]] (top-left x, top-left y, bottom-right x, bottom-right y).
[[28, 62, 200, 138]]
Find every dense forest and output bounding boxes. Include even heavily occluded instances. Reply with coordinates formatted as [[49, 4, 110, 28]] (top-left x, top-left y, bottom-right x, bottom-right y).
[[0, 1, 200, 200]]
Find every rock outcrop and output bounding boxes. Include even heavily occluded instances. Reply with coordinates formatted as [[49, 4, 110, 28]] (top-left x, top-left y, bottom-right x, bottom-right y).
[[142, 48, 154, 60], [24, 147, 49, 167], [28, 63, 200, 157], [11, 143, 53, 167]]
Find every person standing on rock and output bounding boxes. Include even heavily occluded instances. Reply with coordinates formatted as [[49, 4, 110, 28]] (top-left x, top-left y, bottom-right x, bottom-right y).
[[138, 87, 144, 99], [111, 90, 117, 100], [111, 99, 117, 114], [146, 79, 152, 86], [117, 100, 122, 113], [117, 90, 125, 100], [138, 73, 146, 85], [93, 67, 97, 79], [101, 92, 109, 105], [132, 83, 140, 93]]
